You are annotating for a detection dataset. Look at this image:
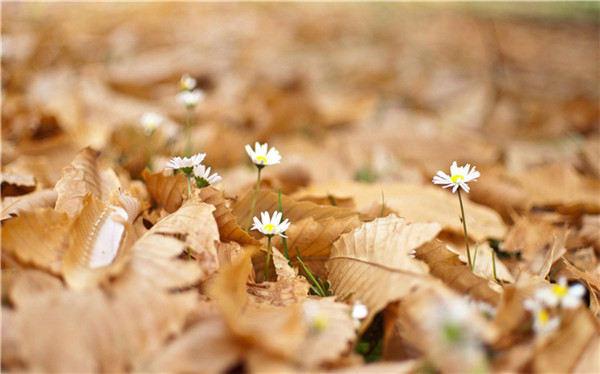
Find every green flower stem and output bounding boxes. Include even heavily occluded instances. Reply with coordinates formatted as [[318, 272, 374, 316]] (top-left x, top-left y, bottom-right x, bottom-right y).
[[248, 166, 262, 230], [185, 107, 194, 156], [297, 254, 326, 297], [457, 189, 473, 270], [264, 235, 272, 281]]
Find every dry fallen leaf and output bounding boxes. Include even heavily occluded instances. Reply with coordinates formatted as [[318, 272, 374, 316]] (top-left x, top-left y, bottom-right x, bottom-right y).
[[62, 194, 140, 290], [1, 189, 57, 221], [2, 208, 72, 274], [199, 186, 260, 245], [142, 169, 186, 213], [328, 215, 441, 328], [295, 181, 507, 241], [54, 147, 122, 216], [233, 189, 361, 261], [416, 240, 501, 306]]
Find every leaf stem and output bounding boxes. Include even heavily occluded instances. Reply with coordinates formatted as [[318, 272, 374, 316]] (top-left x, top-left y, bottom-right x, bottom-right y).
[[457, 189, 473, 270], [264, 235, 272, 281]]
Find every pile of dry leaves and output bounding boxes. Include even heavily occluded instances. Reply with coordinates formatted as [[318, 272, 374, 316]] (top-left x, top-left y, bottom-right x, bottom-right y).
[[2, 3, 599, 373]]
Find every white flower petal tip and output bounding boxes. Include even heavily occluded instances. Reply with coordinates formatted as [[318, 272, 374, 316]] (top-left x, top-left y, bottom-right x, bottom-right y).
[[432, 161, 480, 194], [193, 164, 222, 187], [351, 301, 368, 321], [245, 142, 282, 167], [177, 89, 204, 109], [179, 74, 197, 91], [250, 210, 290, 237], [165, 153, 206, 172], [139, 112, 164, 134]]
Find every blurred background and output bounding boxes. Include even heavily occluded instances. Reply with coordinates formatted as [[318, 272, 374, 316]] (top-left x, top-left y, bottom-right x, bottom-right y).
[[2, 2, 599, 195]]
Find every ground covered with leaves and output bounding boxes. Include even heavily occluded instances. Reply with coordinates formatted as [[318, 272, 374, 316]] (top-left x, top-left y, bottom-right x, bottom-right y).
[[2, 3, 599, 373]]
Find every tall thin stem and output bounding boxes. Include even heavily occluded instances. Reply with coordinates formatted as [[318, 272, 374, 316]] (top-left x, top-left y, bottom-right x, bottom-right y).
[[264, 235, 272, 281], [185, 108, 194, 156], [457, 189, 473, 269], [248, 166, 262, 229]]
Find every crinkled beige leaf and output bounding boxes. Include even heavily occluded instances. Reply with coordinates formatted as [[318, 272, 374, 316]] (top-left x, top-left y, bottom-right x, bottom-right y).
[[533, 308, 600, 373], [209, 248, 354, 368], [128, 197, 220, 288], [416, 240, 501, 305], [62, 194, 140, 290], [514, 163, 600, 212], [54, 147, 121, 216], [199, 186, 259, 245], [2, 208, 72, 274], [327, 215, 441, 328], [295, 182, 506, 241], [11, 283, 196, 373], [248, 248, 310, 306], [8, 270, 63, 308], [208, 247, 306, 359], [143, 316, 242, 374], [503, 215, 568, 277], [232, 189, 361, 259], [1, 189, 57, 221], [142, 169, 186, 213], [8, 198, 205, 372]]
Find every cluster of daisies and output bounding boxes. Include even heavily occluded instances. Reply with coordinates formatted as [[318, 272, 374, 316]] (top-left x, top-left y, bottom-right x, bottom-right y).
[[524, 277, 585, 336]]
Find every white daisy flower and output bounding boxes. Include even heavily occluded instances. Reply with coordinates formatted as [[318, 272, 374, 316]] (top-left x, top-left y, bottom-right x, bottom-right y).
[[177, 89, 204, 109], [245, 142, 282, 167], [250, 211, 290, 238], [534, 277, 586, 309], [139, 112, 164, 135], [193, 164, 222, 187], [303, 300, 328, 333], [165, 153, 206, 174], [524, 299, 561, 336], [433, 161, 481, 193], [179, 74, 197, 91]]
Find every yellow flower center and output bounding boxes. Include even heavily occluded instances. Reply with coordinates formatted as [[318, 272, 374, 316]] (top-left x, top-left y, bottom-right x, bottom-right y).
[[256, 155, 268, 164], [537, 309, 550, 325], [312, 314, 329, 332], [263, 223, 275, 233], [451, 174, 464, 183], [552, 284, 568, 298]]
